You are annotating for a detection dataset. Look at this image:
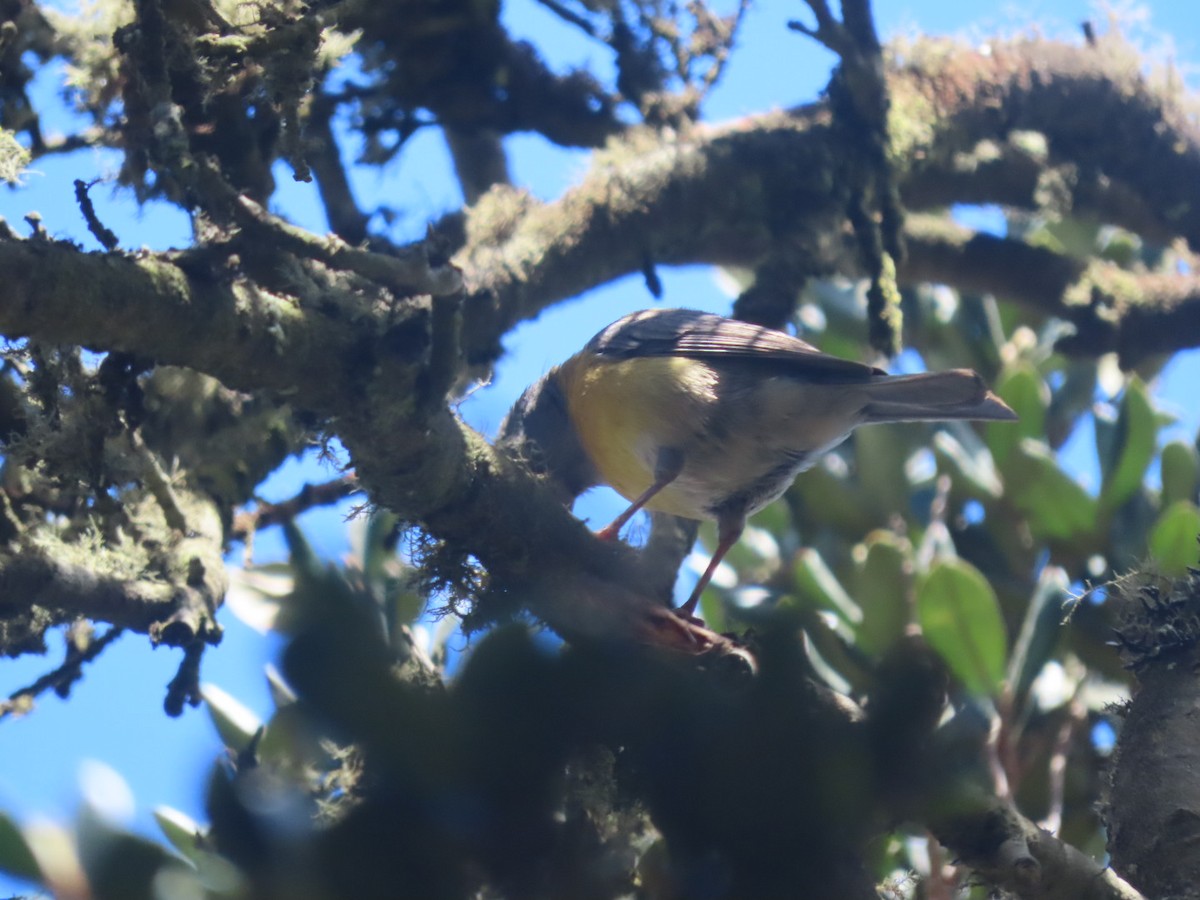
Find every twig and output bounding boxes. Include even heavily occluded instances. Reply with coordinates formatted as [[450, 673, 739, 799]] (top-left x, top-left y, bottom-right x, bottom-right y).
[[699, 0, 752, 95], [421, 283, 464, 413], [231, 474, 362, 543], [1041, 693, 1088, 836], [444, 126, 512, 205], [163, 640, 205, 717], [788, 0, 851, 56], [533, 0, 597, 35], [0, 626, 125, 720], [30, 128, 105, 160], [792, 0, 903, 354], [231, 193, 462, 298], [130, 427, 189, 532], [304, 92, 371, 244], [72, 179, 121, 251]]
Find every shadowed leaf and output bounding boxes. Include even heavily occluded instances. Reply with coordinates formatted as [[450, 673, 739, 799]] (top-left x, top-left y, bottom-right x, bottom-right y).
[[917, 559, 1007, 696]]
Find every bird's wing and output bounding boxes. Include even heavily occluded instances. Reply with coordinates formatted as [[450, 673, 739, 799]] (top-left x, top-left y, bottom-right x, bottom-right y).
[[586, 308, 885, 381]]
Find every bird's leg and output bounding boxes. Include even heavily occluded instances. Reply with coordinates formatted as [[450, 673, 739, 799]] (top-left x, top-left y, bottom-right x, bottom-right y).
[[595, 447, 684, 541], [678, 511, 744, 618]]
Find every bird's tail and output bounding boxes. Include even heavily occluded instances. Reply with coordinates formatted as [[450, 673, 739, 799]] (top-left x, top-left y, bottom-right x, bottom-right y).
[[859, 370, 1017, 423]]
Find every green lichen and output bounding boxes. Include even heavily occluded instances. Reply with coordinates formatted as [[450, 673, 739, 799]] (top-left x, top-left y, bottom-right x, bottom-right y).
[[0, 128, 30, 185], [885, 87, 937, 170]]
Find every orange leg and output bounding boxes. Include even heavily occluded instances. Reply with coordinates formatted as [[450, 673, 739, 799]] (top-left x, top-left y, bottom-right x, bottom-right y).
[[677, 512, 744, 618], [595, 448, 684, 541]]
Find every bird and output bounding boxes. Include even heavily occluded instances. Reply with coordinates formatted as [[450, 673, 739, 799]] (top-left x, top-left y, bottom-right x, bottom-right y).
[[501, 308, 1017, 619]]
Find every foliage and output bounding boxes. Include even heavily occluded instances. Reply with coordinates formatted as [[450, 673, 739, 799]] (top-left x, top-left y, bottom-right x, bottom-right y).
[[2, 0, 1200, 897]]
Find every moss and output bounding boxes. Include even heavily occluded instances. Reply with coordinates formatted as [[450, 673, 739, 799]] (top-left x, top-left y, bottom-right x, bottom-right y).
[[25, 518, 154, 584], [0, 128, 30, 185], [885, 85, 937, 170], [1108, 567, 1200, 672], [464, 185, 539, 246], [1063, 263, 1143, 314]]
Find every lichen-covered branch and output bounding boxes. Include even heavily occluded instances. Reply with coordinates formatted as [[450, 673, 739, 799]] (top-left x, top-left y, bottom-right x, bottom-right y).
[[0, 34, 1198, 674], [904, 217, 1200, 366], [458, 38, 1200, 364], [890, 35, 1200, 247], [930, 794, 1144, 900]]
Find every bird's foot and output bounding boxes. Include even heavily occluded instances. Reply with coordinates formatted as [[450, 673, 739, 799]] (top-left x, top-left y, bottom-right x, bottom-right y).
[[594, 522, 622, 541]]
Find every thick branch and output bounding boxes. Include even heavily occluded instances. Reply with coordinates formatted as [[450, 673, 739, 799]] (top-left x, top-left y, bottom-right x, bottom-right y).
[[5, 40, 1196, 391], [0, 552, 217, 644], [0, 237, 409, 404], [459, 39, 1200, 360], [458, 110, 845, 350], [890, 37, 1200, 247], [931, 795, 1144, 900], [903, 217, 1200, 366], [901, 215, 1083, 313], [900, 142, 1176, 246]]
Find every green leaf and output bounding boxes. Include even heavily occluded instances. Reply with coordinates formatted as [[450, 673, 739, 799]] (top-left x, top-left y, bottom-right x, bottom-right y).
[[153, 806, 205, 864], [0, 811, 41, 882], [1007, 566, 1069, 705], [388, 583, 426, 632], [697, 584, 729, 634], [917, 559, 1007, 697], [798, 612, 868, 694], [718, 522, 780, 574], [850, 531, 911, 657], [1148, 501, 1200, 576], [792, 548, 862, 626], [1034, 216, 1103, 257], [1099, 230, 1140, 267], [283, 520, 321, 580], [1161, 440, 1200, 507], [933, 431, 1002, 499], [201, 684, 262, 754], [224, 563, 294, 635], [256, 703, 336, 770], [361, 510, 401, 586], [264, 664, 297, 708], [1045, 360, 1097, 447], [78, 811, 195, 900], [154, 819, 248, 897], [793, 457, 876, 537], [1003, 439, 1097, 541], [986, 364, 1048, 467], [747, 499, 791, 537], [1099, 378, 1157, 512]]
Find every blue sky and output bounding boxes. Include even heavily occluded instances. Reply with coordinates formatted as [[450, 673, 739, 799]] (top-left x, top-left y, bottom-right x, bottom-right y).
[[2, 0, 1199, 892]]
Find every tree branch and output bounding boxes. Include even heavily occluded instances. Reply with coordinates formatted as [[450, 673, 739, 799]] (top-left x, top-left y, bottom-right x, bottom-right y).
[[304, 92, 372, 244], [0, 625, 125, 720], [0, 549, 218, 644], [891, 37, 1200, 248], [231, 475, 362, 543], [930, 794, 1145, 900], [903, 216, 1200, 366], [1, 36, 1197, 659], [458, 37, 1200, 344]]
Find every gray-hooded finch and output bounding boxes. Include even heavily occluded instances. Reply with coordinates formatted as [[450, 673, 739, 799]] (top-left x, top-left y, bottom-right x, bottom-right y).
[[503, 308, 1016, 617]]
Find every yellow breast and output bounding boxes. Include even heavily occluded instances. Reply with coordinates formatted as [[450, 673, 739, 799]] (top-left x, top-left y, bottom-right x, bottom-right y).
[[557, 352, 717, 518]]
